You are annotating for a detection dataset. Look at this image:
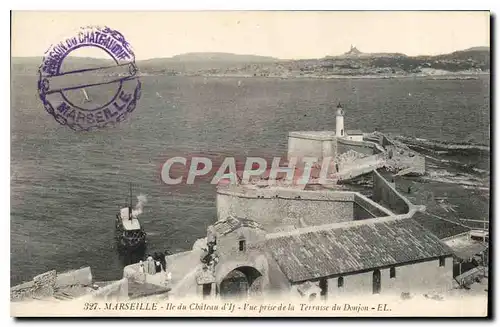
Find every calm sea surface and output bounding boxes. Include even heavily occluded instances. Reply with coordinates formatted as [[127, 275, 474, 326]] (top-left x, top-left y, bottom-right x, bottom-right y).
[[11, 75, 490, 284]]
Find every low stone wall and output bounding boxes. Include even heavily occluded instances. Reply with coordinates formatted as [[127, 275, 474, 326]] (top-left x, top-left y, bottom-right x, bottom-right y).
[[338, 138, 383, 156], [167, 250, 204, 298], [11, 267, 92, 302], [372, 170, 419, 216], [363, 133, 383, 145], [11, 281, 39, 302], [364, 132, 401, 149], [123, 263, 142, 282], [55, 267, 92, 288], [362, 133, 425, 176], [90, 278, 128, 300], [169, 267, 199, 298], [353, 193, 393, 217], [337, 153, 386, 175], [381, 134, 396, 148], [122, 250, 203, 299]]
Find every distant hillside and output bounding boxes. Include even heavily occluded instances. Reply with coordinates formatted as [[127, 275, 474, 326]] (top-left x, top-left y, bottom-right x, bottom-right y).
[[136, 46, 489, 77], [462, 46, 490, 52], [11, 46, 490, 78], [219, 46, 490, 77], [168, 52, 279, 62], [433, 47, 490, 63], [137, 52, 280, 76], [265, 46, 489, 77]]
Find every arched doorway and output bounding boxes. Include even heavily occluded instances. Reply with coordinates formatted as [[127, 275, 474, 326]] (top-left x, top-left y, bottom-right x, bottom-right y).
[[219, 266, 263, 299]]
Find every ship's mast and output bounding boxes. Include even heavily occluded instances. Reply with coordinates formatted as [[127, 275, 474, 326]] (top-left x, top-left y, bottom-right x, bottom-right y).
[[128, 182, 133, 220]]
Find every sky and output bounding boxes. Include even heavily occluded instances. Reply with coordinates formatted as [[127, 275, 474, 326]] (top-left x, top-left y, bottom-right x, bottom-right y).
[[12, 11, 490, 60]]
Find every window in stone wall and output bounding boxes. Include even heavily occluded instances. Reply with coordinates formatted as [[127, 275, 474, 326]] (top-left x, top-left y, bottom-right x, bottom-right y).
[[338, 276, 344, 288], [390, 267, 396, 278], [239, 239, 246, 252], [439, 257, 446, 267]]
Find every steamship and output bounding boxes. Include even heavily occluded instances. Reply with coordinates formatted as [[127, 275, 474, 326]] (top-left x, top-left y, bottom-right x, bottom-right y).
[[115, 184, 147, 251]]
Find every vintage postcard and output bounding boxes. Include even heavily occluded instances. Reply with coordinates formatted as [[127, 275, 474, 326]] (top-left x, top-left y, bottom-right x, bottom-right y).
[[10, 11, 490, 317]]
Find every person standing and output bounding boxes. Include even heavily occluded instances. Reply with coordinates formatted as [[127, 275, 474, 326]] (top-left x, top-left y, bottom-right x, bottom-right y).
[[147, 255, 155, 275], [138, 260, 146, 283]]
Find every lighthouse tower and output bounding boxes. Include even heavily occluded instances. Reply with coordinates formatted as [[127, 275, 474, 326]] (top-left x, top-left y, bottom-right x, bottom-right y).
[[336, 102, 345, 137]]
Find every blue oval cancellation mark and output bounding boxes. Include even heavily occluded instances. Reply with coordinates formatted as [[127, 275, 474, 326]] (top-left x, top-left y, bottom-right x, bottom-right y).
[[38, 26, 141, 131]]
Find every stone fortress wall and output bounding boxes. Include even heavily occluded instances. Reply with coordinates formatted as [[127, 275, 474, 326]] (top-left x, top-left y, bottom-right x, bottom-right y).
[[372, 169, 425, 216], [287, 128, 425, 179], [216, 180, 402, 232], [287, 131, 337, 163], [217, 188, 355, 231]]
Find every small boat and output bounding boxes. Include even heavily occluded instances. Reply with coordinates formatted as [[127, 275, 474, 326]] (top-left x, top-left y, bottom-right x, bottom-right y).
[[115, 184, 147, 251]]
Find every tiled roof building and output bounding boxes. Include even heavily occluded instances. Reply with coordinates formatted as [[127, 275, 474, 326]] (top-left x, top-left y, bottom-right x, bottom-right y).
[[266, 217, 453, 283]]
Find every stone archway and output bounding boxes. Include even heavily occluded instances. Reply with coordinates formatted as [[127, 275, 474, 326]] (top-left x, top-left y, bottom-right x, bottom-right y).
[[219, 266, 263, 299]]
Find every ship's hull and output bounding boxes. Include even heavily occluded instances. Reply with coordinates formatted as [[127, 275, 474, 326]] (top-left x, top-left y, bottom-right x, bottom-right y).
[[115, 213, 147, 251], [116, 232, 147, 251]]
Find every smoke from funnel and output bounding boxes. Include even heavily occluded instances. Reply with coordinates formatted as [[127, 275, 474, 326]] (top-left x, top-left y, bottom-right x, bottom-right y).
[[132, 194, 148, 217]]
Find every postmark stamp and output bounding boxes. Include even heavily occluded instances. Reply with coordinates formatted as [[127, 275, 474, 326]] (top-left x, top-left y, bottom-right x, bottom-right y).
[[37, 26, 141, 131]]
